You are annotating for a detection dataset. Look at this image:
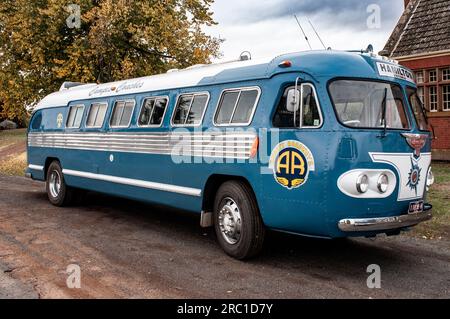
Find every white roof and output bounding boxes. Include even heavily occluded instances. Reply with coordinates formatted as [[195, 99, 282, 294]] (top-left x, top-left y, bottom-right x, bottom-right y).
[[34, 57, 273, 111]]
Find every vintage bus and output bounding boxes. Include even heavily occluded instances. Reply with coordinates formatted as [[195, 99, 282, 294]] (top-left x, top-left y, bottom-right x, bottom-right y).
[[26, 49, 434, 259]]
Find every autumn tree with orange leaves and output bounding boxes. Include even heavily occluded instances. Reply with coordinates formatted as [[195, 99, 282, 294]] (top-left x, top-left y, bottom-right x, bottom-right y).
[[0, 0, 222, 126]]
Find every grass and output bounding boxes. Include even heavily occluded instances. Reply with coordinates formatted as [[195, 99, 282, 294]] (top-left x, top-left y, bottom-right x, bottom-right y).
[[0, 128, 27, 147], [0, 152, 27, 176], [432, 162, 450, 184], [410, 162, 450, 240], [0, 128, 448, 239], [0, 129, 27, 176]]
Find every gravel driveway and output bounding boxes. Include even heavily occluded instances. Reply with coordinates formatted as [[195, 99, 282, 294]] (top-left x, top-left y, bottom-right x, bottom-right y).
[[0, 175, 449, 298]]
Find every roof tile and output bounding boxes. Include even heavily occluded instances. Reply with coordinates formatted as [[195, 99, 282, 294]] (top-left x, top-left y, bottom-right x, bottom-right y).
[[381, 0, 450, 57]]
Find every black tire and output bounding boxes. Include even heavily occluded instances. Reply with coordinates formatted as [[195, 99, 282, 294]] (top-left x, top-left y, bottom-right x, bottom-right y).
[[45, 161, 74, 207], [213, 180, 265, 259]]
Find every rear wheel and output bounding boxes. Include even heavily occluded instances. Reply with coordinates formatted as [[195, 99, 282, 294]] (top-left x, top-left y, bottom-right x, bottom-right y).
[[213, 181, 265, 259], [46, 161, 74, 206]]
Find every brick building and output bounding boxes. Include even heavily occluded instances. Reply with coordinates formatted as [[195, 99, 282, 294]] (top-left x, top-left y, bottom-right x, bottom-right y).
[[380, 0, 450, 160]]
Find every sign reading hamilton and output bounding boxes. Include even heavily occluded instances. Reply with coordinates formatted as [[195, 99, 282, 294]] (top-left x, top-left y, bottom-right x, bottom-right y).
[[376, 62, 415, 84]]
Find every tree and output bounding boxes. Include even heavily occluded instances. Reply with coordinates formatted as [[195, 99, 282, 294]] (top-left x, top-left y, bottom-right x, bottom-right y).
[[0, 0, 222, 126]]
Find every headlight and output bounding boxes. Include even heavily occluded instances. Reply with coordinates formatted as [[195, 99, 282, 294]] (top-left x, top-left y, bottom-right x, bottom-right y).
[[377, 174, 389, 193], [356, 174, 369, 193], [426, 168, 434, 188]]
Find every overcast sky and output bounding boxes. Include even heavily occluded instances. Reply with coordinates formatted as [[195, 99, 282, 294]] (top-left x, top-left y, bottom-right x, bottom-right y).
[[207, 0, 405, 61]]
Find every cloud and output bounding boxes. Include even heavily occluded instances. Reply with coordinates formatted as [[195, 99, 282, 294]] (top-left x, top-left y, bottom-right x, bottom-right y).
[[208, 0, 405, 60], [213, 0, 403, 29]]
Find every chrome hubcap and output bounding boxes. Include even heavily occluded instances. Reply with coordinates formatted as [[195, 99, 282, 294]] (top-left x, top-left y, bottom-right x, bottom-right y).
[[218, 197, 242, 245], [49, 170, 61, 198]]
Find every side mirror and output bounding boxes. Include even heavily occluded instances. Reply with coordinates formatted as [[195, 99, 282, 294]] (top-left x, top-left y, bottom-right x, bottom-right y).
[[286, 89, 300, 112]]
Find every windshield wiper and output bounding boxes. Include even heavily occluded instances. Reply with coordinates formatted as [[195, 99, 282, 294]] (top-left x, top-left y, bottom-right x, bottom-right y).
[[378, 88, 388, 138]]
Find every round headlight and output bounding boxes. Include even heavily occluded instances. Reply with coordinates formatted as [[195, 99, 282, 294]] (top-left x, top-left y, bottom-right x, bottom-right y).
[[356, 174, 369, 193], [426, 168, 434, 188], [377, 174, 389, 193]]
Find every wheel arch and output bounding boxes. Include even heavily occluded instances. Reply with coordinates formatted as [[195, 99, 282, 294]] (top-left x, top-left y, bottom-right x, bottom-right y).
[[202, 174, 260, 214], [44, 157, 60, 180]]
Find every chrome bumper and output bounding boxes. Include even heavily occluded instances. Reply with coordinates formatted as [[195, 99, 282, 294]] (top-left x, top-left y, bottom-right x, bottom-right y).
[[338, 208, 432, 232]]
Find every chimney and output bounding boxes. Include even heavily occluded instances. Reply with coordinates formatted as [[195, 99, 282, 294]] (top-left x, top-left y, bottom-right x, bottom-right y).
[[404, 0, 411, 8]]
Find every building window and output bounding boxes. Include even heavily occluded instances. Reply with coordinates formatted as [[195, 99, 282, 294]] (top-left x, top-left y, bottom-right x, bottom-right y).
[[443, 85, 450, 111], [429, 69, 437, 82], [415, 71, 424, 84], [417, 86, 424, 104], [442, 68, 450, 81], [429, 86, 438, 112]]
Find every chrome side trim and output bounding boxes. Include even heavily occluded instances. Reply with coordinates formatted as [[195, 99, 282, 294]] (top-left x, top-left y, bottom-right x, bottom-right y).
[[28, 164, 44, 171], [338, 208, 432, 232], [62, 169, 202, 197], [28, 132, 257, 159]]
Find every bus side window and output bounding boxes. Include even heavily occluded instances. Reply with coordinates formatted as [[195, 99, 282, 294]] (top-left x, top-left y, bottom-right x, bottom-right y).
[[31, 112, 42, 130], [214, 87, 260, 126], [66, 105, 85, 128], [273, 84, 322, 128], [86, 102, 108, 128], [138, 97, 168, 127], [301, 84, 322, 127], [273, 87, 298, 127], [172, 93, 209, 126], [110, 100, 135, 128]]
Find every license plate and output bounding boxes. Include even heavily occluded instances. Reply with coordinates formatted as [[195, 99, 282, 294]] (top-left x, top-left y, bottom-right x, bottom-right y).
[[408, 200, 424, 214]]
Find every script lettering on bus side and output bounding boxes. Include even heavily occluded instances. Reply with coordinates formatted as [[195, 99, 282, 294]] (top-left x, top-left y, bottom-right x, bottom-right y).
[[89, 80, 144, 96]]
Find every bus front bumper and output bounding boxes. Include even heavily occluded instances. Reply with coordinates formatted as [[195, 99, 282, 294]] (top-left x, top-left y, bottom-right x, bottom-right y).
[[338, 206, 432, 232]]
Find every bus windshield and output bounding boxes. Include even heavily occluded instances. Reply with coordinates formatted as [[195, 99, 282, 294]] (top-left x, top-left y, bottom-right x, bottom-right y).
[[406, 86, 429, 131], [329, 80, 409, 129]]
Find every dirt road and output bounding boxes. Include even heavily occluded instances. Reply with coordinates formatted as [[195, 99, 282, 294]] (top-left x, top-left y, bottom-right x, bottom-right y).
[[0, 175, 449, 298]]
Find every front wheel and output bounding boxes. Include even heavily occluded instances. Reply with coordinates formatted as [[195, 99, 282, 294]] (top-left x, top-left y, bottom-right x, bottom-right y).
[[213, 181, 265, 259], [46, 161, 74, 207]]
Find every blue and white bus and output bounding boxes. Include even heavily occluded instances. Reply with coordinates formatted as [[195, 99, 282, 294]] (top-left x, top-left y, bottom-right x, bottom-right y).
[[26, 49, 434, 259]]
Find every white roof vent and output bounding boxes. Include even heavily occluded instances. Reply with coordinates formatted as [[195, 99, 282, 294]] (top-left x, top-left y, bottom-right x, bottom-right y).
[[185, 64, 207, 70], [59, 82, 89, 91], [59, 82, 96, 91]]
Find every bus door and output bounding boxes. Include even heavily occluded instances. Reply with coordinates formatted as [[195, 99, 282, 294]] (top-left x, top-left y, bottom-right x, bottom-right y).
[[261, 82, 329, 234]]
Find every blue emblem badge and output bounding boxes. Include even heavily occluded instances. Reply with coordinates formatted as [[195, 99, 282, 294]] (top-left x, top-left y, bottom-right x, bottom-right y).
[[406, 157, 421, 195]]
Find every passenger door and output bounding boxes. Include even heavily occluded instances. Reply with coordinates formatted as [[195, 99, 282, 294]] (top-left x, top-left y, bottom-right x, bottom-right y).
[[261, 82, 329, 236]]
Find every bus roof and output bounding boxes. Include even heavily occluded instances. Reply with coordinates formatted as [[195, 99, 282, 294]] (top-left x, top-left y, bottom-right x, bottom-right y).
[[33, 50, 410, 111]]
